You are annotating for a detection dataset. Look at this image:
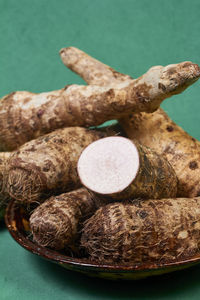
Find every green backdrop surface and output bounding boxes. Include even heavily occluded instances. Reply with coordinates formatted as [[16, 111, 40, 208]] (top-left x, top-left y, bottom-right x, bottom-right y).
[[1, 0, 200, 299]]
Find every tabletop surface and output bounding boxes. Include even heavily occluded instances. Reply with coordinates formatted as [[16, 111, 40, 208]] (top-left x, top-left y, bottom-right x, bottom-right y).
[[1, 0, 200, 299]]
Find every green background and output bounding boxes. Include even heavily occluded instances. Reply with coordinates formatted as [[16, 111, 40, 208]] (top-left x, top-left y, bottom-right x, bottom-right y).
[[1, 0, 200, 299]]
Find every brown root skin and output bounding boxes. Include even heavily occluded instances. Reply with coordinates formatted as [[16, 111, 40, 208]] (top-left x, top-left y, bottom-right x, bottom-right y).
[[0, 152, 12, 220], [5, 127, 106, 204], [61, 48, 200, 198], [81, 198, 200, 265], [1, 57, 200, 151], [120, 109, 200, 197], [30, 188, 105, 251], [60, 48, 200, 93], [78, 137, 177, 200], [0, 152, 11, 161], [60, 47, 133, 86], [125, 142, 178, 199]]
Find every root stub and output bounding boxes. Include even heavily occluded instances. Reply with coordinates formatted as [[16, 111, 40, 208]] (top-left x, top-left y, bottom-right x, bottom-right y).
[[78, 137, 140, 196]]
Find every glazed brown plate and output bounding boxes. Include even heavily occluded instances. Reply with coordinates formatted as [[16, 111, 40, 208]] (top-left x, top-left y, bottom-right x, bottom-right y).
[[5, 200, 200, 280]]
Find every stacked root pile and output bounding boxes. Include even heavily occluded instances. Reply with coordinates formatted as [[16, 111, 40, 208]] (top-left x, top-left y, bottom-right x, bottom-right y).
[[2, 47, 200, 267]]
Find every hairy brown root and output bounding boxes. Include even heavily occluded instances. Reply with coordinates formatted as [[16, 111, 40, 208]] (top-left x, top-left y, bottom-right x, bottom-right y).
[[5, 127, 108, 204], [81, 198, 200, 265], [6, 168, 44, 203], [30, 188, 105, 251], [0, 152, 12, 219]]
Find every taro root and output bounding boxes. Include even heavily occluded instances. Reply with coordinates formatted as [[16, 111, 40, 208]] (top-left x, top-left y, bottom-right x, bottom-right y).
[[5, 127, 106, 204], [78, 136, 177, 200], [30, 188, 104, 251], [0, 53, 199, 151], [0, 152, 11, 220], [60, 46, 133, 86], [120, 109, 200, 197], [81, 199, 200, 265]]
